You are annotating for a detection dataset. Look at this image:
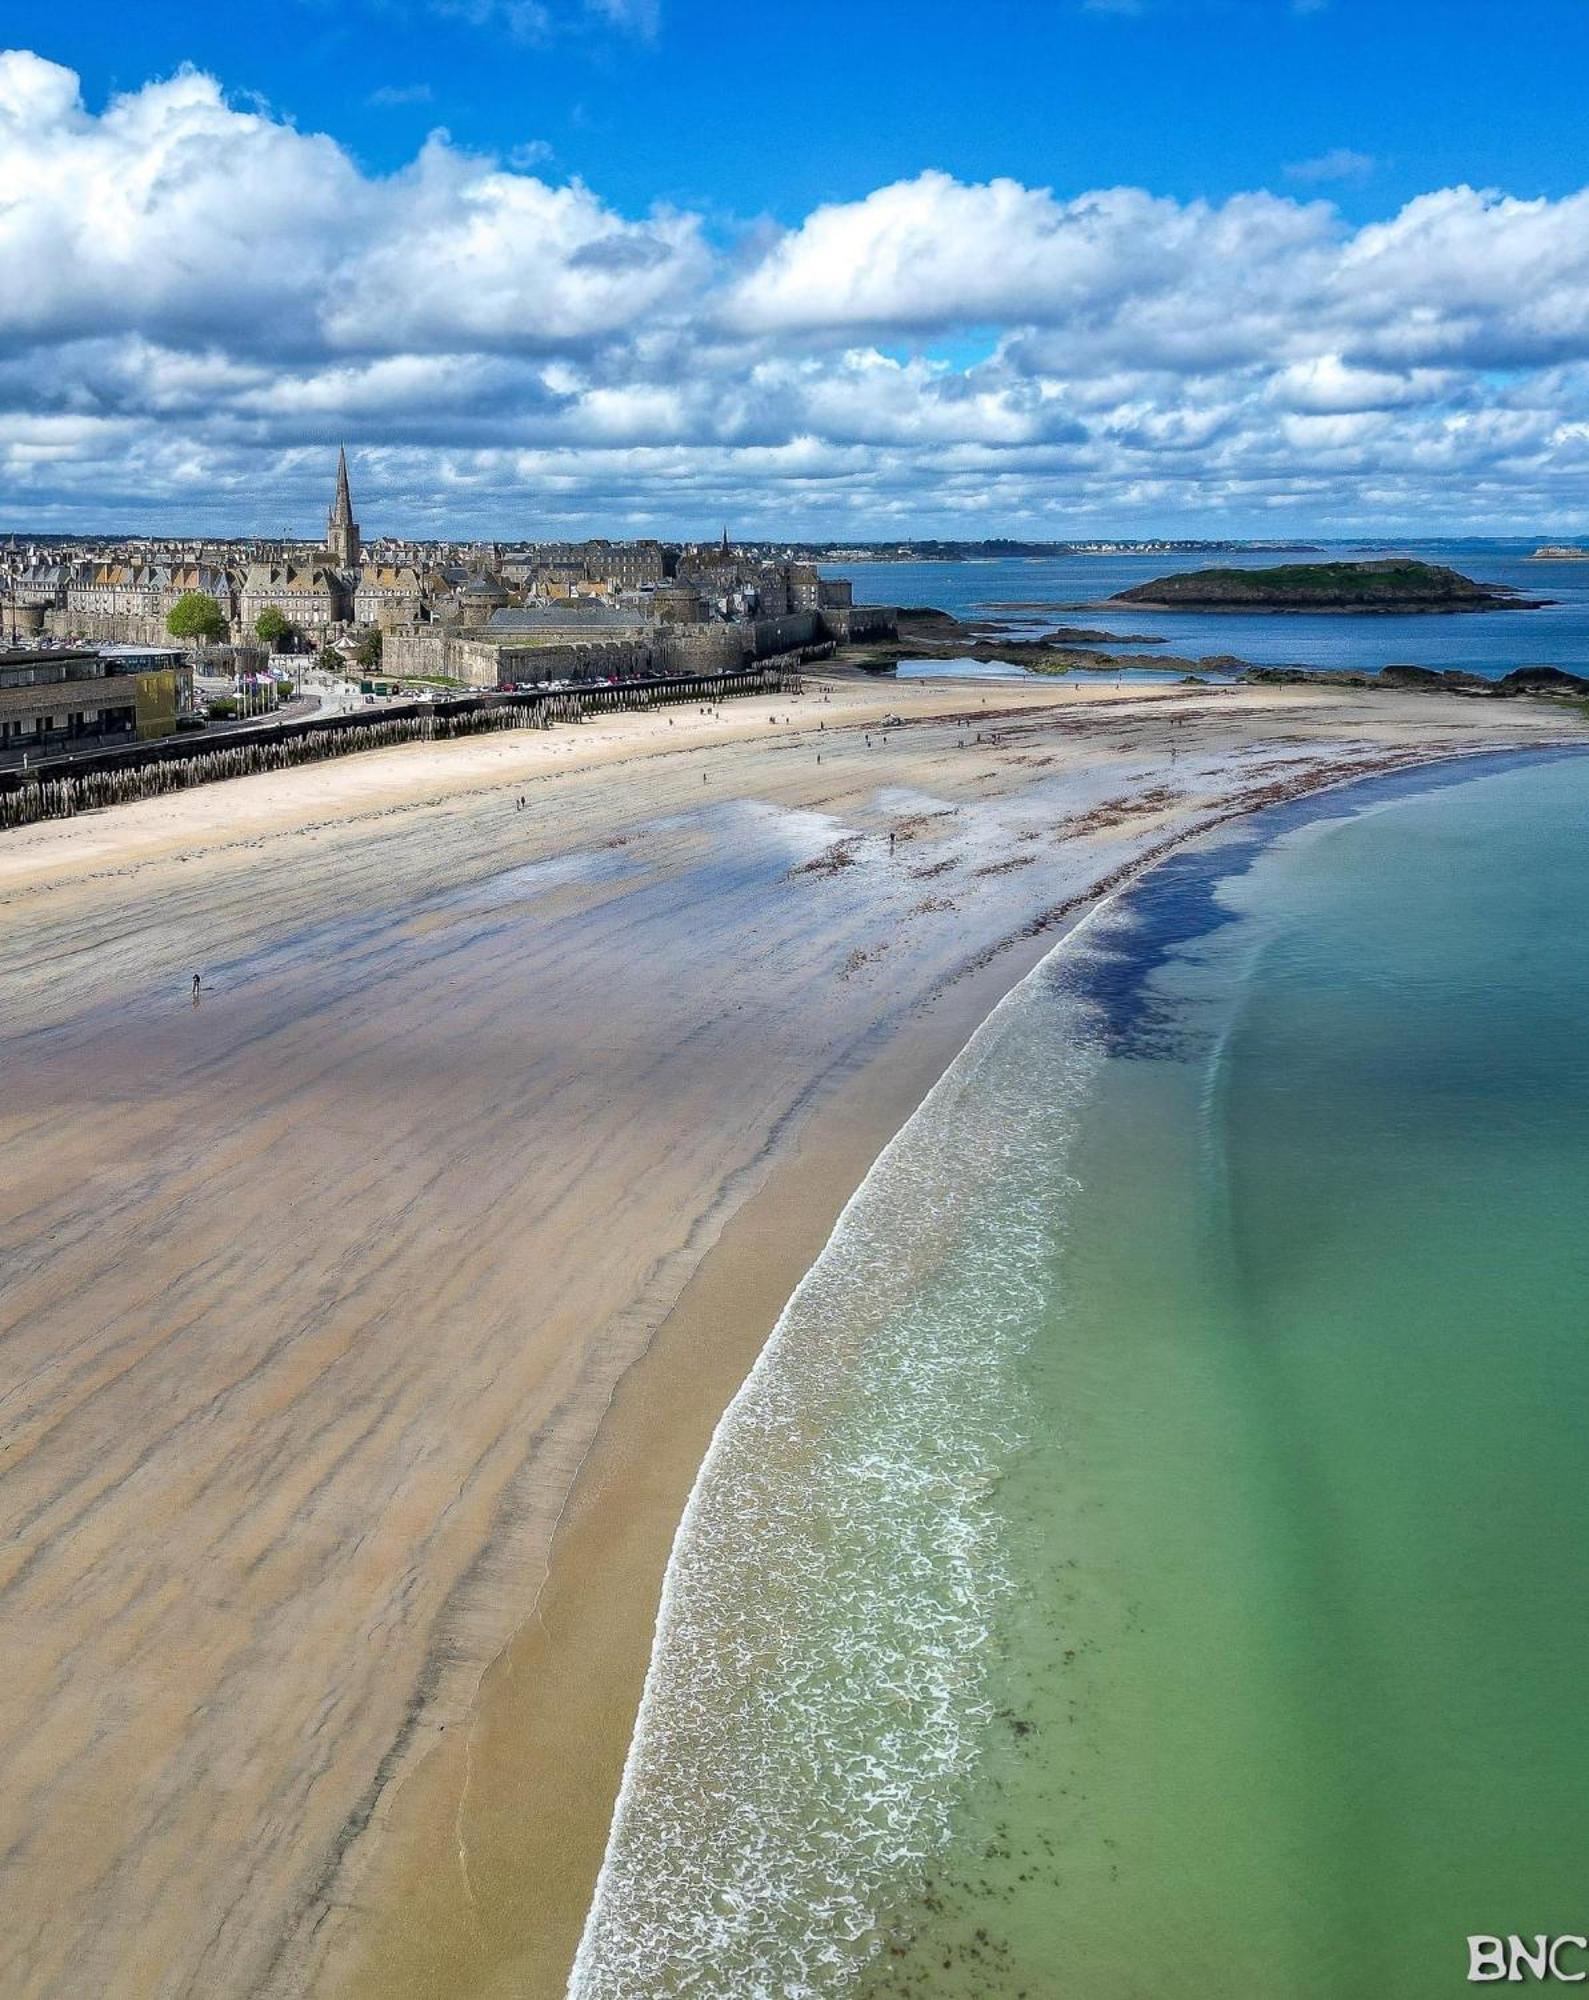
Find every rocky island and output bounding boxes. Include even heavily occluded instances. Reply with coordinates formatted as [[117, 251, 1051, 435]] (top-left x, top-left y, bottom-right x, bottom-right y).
[[1111, 558, 1544, 614]]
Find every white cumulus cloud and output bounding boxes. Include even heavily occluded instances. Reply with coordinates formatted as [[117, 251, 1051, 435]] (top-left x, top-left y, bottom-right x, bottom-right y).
[[7, 50, 1589, 536]]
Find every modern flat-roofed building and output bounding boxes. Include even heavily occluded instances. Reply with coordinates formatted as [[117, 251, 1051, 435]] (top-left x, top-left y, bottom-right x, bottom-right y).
[[0, 647, 193, 757]]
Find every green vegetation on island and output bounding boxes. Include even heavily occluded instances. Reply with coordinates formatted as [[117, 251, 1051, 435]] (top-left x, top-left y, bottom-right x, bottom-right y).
[[1111, 559, 1543, 614]]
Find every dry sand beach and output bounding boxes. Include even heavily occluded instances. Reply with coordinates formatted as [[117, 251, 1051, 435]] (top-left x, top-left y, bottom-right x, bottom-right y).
[[0, 670, 1574, 2000]]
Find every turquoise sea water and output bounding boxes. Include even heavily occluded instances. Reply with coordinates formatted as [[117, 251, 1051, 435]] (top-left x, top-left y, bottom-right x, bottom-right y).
[[571, 750, 1589, 2000]]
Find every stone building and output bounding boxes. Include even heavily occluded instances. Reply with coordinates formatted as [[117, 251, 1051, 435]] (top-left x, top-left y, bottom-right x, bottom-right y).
[[2, 561, 72, 637], [354, 563, 428, 629], [59, 560, 238, 643], [503, 539, 672, 595], [67, 562, 167, 622], [485, 600, 650, 644], [240, 561, 349, 635], [675, 557, 738, 602], [169, 561, 236, 607], [455, 573, 512, 621], [740, 564, 792, 617], [647, 584, 710, 624], [235, 452, 364, 637], [578, 539, 668, 589], [786, 565, 852, 611], [327, 447, 361, 569]]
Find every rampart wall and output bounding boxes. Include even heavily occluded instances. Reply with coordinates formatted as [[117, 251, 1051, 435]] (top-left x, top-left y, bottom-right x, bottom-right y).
[[382, 603, 896, 687]]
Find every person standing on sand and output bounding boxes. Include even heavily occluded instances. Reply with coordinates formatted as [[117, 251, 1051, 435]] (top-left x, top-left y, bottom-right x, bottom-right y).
[[192, 973, 201, 1000]]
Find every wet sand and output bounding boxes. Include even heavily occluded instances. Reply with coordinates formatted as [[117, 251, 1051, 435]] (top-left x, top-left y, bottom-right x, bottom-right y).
[[0, 672, 1574, 2000]]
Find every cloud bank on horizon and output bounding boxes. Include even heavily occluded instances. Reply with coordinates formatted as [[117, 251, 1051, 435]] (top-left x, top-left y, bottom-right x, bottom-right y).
[[4, 46, 1589, 538]]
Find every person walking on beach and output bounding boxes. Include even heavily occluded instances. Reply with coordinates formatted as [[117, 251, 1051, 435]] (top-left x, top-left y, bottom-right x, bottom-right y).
[[192, 973, 202, 1001]]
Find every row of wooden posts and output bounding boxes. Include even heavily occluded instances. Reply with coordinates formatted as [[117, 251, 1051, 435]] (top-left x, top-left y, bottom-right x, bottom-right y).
[[0, 658, 812, 834]]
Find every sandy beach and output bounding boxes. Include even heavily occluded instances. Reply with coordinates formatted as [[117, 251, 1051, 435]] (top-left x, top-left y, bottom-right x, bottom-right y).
[[0, 670, 1574, 2000]]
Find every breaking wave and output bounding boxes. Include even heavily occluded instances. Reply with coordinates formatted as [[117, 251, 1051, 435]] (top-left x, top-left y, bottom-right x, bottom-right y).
[[567, 932, 1108, 1998]]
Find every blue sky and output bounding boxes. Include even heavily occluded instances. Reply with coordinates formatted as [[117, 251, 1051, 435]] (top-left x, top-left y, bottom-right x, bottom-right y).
[[6, 1, 1589, 537], [47, 0, 1589, 225]]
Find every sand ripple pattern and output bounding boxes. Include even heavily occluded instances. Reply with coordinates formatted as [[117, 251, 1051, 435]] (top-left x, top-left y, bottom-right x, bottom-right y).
[[569, 946, 1103, 1998]]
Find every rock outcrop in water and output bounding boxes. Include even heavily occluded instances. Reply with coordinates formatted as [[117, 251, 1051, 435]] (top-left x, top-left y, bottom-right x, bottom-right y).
[[1239, 662, 1589, 698], [848, 606, 1252, 677], [1112, 559, 1544, 614]]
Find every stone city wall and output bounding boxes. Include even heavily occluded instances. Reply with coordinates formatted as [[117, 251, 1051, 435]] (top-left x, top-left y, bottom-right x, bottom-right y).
[[656, 622, 751, 673], [495, 638, 659, 684], [383, 603, 895, 687], [45, 607, 177, 646], [753, 609, 826, 655], [384, 627, 661, 686], [818, 604, 895, 643], [381, 630, 499, 686]]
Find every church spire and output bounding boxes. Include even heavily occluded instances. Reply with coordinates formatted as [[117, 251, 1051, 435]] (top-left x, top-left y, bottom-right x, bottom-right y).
[[328, 446, 361, 568]]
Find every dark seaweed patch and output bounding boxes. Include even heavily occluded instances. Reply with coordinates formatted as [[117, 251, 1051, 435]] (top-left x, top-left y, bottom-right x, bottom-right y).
[[1051, 748, 1582, 1060]]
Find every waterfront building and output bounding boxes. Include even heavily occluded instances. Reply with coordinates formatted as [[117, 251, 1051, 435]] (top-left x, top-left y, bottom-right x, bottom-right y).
[[0, 647, 193, 756], [785, 563, 851, 611]]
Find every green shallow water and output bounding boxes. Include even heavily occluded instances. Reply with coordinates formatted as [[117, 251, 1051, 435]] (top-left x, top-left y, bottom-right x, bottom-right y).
[[573, 751, 1589, 2000], [864, 751, 1589, 1999]]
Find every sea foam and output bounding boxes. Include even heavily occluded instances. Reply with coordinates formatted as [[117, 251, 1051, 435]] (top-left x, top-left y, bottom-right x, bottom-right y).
[[567, 938, 1106, 1998]]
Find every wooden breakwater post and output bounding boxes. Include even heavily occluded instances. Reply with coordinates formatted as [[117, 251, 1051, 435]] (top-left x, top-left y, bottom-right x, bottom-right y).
[[0, 704, 552, 833], [0, 660, 811, 833]]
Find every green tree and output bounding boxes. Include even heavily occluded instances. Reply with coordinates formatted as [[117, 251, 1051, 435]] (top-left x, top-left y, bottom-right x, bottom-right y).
[[255, 606, 297, 650], [166, 591, 227, 643], [318, 644, 341, 674], [356, 628, 383, 670]]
